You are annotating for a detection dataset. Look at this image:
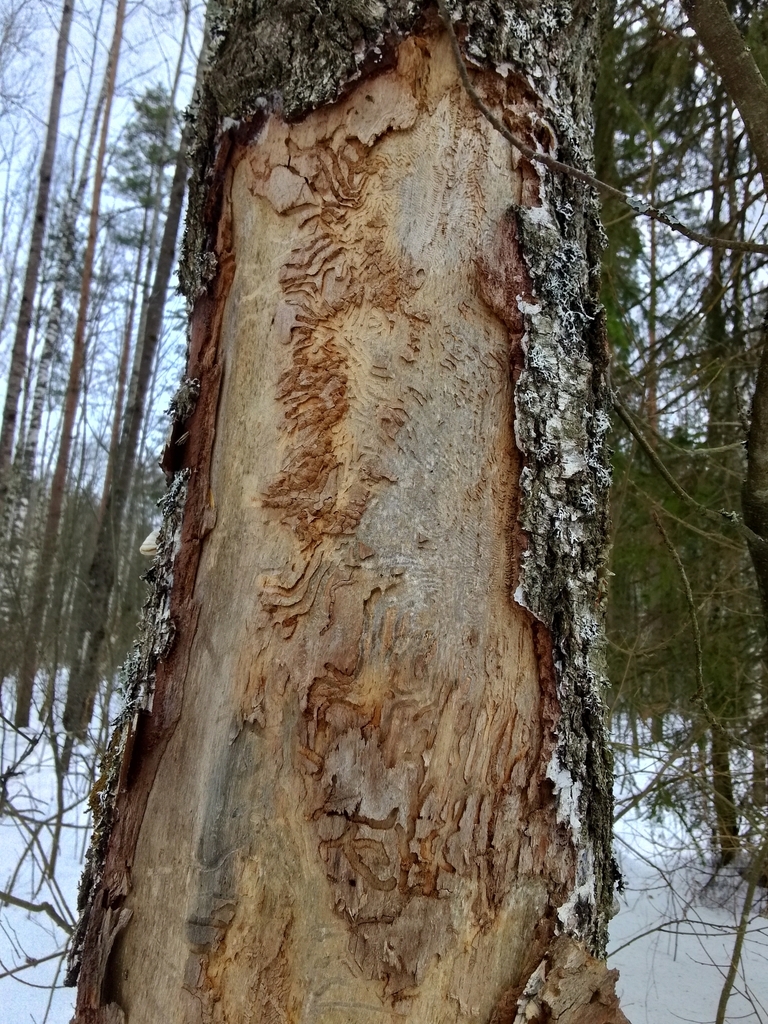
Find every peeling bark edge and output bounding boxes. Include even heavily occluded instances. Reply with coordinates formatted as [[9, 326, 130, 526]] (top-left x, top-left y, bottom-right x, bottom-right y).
[[65, 471, 191, 988], [66, 232, 232, 999], [514, 191, 615, 955], [179, 0, 601, 300]]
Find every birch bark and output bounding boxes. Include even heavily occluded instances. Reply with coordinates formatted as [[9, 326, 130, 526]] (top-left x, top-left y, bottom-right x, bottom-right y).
[[0, 0, 73, 498]]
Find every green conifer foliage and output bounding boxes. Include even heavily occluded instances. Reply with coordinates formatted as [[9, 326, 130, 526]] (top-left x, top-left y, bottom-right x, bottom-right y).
[[598, 0, 768, 866]]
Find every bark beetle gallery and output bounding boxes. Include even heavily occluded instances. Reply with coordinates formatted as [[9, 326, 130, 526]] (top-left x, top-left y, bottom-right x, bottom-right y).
[[68, 3, 628, 1022]]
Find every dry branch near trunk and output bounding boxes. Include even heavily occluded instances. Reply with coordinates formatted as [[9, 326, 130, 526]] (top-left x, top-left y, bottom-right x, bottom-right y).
[[68, 3, 626, 1022]]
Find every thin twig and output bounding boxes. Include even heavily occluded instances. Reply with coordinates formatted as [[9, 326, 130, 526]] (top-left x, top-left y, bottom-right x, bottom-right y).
[[651, 510, 707, 709], [0, 889, 73, 935], [0, 721, 42, 815], [715, 829, 768, 1024], [626, 478, 743, 551], [651, 507, 737, 750], [614, 730, 701, 821], [436, 0, 768, 256], [0, 949, 66, 981], [609, 916, 745, 957], [615, 394, 768, 550]]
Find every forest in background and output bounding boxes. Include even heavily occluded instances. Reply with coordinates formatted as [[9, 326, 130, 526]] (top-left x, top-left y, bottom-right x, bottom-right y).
[[0, 0, 766, 1018]]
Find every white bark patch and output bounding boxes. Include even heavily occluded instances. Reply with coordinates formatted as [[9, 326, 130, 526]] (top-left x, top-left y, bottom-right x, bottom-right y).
[[513, 179, 614, 951], [546, 756, 582, 840]]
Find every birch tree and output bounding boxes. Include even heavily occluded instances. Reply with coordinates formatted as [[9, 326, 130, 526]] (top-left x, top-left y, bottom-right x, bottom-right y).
[[0, 0, 74, 501], [14, 0, 127, 728], [68, 2, 627, 1022], [65, 20, 209, 735]]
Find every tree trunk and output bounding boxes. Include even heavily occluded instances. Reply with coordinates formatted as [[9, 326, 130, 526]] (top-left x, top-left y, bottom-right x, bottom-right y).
[[14, 0, 126, 728], [16, 72, 107, 495], [685, 0, 768, 846], [711, 726, 740, 864], [63, 36, 208, 735], [99, 263, 139, 526], [0, 0, 73, 499], [68, 4, 625, 1022], [682, 0, 768, 186], [61, 139, 189, 733]]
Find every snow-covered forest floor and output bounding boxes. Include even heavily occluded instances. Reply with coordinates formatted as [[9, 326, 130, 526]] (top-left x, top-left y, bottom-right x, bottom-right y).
[[611, 842, 768, 1023], [610, 743, 768, 1023]]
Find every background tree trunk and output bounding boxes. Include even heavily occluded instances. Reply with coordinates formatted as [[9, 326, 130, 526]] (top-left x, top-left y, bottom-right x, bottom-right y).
[[63, 112, 193, 734], [14, 0, 126, 728], [69, 4, 625, 1022], [682, 0, 768, 856], [0, 0, 73, 501], [63, 19, 209, 735]]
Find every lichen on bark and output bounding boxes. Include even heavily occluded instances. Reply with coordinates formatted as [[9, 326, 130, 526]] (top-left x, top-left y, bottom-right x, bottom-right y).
[[513, 192, 615, 954], [66, 469, 190, 989]]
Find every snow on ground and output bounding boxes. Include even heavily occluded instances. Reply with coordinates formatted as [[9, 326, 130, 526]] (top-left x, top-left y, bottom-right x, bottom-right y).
[[610, 847, 768, 1024], [1, 728, 767, 1023], [1, 726, 90, 1023], [610, 732, 768, 1024]]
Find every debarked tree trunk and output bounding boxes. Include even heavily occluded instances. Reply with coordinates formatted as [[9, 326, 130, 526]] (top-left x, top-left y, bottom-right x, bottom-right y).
[[69, 3, 627, 1022]]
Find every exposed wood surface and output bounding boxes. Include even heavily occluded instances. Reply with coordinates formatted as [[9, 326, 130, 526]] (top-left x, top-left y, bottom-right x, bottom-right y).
[[73, 30, 626, 1024], [509, 936, 630, 1024]]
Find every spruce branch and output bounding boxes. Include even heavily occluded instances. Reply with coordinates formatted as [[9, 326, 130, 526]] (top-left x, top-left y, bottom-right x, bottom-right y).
[[651, 509, 706, 709], [613, 394, 768, 550]]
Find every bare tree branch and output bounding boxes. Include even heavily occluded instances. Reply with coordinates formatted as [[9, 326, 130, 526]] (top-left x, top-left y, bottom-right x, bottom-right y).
[[614, 394, 766, 549], [682, 0, 768, 194], [0, 949, 66, 981], [437, 0, 768, 256], [0, 889, 73, 935]]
